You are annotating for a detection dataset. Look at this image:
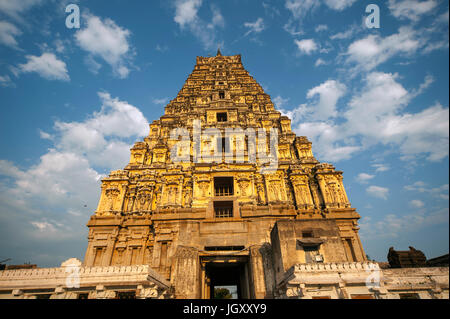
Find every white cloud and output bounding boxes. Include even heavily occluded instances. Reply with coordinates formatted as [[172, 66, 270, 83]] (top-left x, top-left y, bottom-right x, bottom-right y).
[[0, 0, 42, 22], [438, 9, 449, 24], [344, 72, 410, 137], [0, 159, 25, 179], [52, 92, 148, 168], [174, 0, 202, 28], [388, 103, 449, 161], [366, 185, 389, 199], [244, 18, 265, 37], [75, 14, 133, 78], [84, 55, 102, 75], [285, 0, 318, 20], [282, 79, 354, 161], [307, 80, 346, 119], [423, 39, 449, 54], [404, 181, 427, 192], [15, 52, 69, 81], [324, 0, 357, 11], [173, 0, 224, 50], [315, 24, 328, 32], [156, 44, 169, 52], [153, 97, 169, 105], [295, 121, 360, 161], [287, 72, 448, 163], [209, 5, 225, 29], [0, 20, 21, 49], [31, 221, 56, 232], [315, 58, 327, 66], [356, 173, 375, 184], [0, 92, 149, 251], [39, 130, 52, 140], [405, 181, 449, 200], [372, 163, 390, 172], [343, 73, 448, 161], [284, 0, 318, 35], [410, 199, 425, 208], [346, 27, 424, 72], [289, 80, 346, 121], [359, 207, 449, 239], [262, 1, 281, 18], [53, 38, 70, 54], [284, 0, 356, 35], [273, 96, 290, 109], [0, 74, 14, 87], [286, 0, 356, 18], [0, 152, 100, 214], [388, 0, 438, 21], [330, 24, 361, 40], [295, 38, 318, 55]]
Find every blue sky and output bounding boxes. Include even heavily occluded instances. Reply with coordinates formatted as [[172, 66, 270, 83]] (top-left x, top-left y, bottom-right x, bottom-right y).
[[0, 0, 448, 267]]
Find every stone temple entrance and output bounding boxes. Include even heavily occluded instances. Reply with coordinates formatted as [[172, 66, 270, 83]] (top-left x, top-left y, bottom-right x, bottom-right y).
[[201, 256, 250, 299]]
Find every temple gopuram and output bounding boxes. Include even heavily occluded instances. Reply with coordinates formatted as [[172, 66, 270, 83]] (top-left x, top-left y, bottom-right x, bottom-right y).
[[0, 51, 448, 299]]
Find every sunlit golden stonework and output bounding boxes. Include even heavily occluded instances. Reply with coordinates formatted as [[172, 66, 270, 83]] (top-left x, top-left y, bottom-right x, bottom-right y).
[[83, 50, 367, 298], [1, 51, 448, 300]]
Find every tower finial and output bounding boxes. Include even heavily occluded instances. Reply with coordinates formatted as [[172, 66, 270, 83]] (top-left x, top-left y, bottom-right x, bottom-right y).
[[217, 47, 222, 56]]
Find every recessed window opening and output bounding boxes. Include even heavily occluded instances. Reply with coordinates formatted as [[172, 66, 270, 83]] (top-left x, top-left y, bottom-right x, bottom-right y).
[[214, 177, 233, 196], [214, 201, 233, 218], [304, 245, 320, 263], [219, 91, 225, 99]]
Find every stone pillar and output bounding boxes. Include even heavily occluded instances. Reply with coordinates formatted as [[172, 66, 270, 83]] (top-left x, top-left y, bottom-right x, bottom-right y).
[[250, 245, 267, 299], [102, 230, 118, 266], [170, 246, 200, 299]]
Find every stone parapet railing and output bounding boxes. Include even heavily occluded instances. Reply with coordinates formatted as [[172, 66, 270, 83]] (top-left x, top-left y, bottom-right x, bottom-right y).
[[0, 259, 170, 291], [276, 262, 449, 299], [292, 262, 380, 272], [279, 262, 382, 287]]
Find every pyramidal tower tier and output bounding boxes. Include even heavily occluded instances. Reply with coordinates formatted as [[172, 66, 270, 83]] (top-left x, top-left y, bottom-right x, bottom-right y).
[[84, 51, 367, 299]]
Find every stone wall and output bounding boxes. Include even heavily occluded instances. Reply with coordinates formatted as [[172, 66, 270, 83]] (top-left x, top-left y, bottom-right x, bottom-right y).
[[275, 262, 449, 299], [0, 258, 172, 299]]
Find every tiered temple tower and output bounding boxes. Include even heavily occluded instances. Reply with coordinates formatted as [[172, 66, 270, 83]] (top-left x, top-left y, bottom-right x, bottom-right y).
[[84, 50, 367, 298]]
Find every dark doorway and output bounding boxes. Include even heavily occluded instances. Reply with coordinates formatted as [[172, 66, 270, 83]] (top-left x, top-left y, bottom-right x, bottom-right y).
[[203, 257, 250, 299]]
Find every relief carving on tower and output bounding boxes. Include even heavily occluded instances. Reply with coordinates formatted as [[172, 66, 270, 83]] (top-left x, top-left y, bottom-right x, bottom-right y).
[[129, 142, 148, 166], [182, 179, 193, 207], [294, 136, 317, 163], [125, 186, 136, 213], [315, 165, 351, 209], [159, 175, 183, 208], [290, 175, 314, 210], [280, 118, 292, 133], [278, 143, 291, 161], [135, 185, 155, 212], [96, 173, 128, 216], [265, 172, 287, 203], [254, 175, 267, 205], [152, 145, 167, 164], [206, 111, 215, 124], [237, 174, 251, 197], [194, 174, 211, 201]]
